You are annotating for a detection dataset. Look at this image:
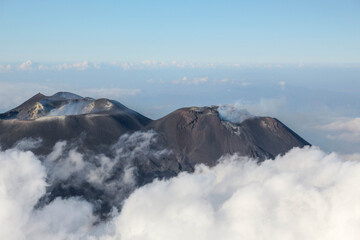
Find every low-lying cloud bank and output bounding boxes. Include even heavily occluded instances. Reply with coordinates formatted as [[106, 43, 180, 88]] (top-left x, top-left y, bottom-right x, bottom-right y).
[[1, 146, 360, 239], [36, 130, 172, 217]]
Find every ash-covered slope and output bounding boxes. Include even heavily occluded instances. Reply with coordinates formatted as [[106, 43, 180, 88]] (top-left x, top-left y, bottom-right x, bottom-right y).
[[0, 92, 310, 218], [148, 106, 309, 167], [0, 92, 151, 154], [0, 91, 149, 121]]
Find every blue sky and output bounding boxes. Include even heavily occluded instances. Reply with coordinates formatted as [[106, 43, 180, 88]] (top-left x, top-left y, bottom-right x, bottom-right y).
[[1, 0, 359, 63]]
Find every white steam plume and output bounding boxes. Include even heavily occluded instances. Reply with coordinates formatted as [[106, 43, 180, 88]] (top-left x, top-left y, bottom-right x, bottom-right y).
[[217, 104, 254, 123], [218, 98, 286, 121], [47, 100, 94, 116]]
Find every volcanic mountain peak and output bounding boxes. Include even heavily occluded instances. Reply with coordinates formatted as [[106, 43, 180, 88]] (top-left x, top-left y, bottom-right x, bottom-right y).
[[148, 105, 309, 164], [0, 92, 309, 160], [0, 92, 134, 120], [0, 92, 310, 217]]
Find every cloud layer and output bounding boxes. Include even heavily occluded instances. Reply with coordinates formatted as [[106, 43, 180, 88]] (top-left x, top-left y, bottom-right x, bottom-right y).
[[3, 61, 355, 73], [319, 117, 360, 142], [116, 147, 360, 240], [38, 130, 172, 217], [1, 145, 360, 239]]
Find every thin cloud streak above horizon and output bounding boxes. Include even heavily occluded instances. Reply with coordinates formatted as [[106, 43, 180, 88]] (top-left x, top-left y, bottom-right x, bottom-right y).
[[1, 61, 360, 73], [318, 118, 360, 143]]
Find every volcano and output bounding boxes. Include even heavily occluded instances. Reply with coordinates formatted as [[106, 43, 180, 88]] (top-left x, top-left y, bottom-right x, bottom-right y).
[[0, 92, 310, 218]]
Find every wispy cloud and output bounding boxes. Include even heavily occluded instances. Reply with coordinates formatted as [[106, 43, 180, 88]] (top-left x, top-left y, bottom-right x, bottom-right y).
[[3, 61, 357, 73], [115, 146, 360, 240], [173, 76, 209, 85], [18, 60, 33, 71], [0, 64, 11, 72], [223, 98, 286, 117], [38, 61, 89, 71], [2, 141, 360, 239], [318, 118, 360, 142], [278, 81, 286, 90], [240, 82, 251, 87], [80, 87, 141, 99]]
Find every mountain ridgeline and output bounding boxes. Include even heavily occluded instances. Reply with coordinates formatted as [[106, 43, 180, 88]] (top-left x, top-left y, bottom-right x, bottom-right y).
[[0, 92, 310, 218]]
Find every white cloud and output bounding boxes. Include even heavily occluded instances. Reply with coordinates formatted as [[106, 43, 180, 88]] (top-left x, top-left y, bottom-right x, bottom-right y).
[[55, 61, 89, 71], [18, 60, 33, 71], [278, 81, 286, 90], [110, 62, 133, 70], [6, 61, 90, 72], [37, 64, 48, 70], [26, 198, 95, 240], [0, 148, 47, 239], [92, 62, 102, 69], [0, 64, 11, 72], [318, 118, 360, 142], [14, 138, 43, 151], [320, 118, 360, 132], [2, 61, 339, 72], [0, 148, 97, 239], [2, 144, 360, 239], [141, 60, 159, 66], [193, 77, 208, 84], [71, 61, 89, 71], [173, 76, 209, 85], [40, 130, 172, 217], [80, 88, 141, 99], [340, 153, 360, 161], [222, 98, 286, 117], [240, 82, 250, 87], [115, 147, 360, 240], [36, 61, 90, 71], [215, 79, 248, 85], [0, 131, 172, 239], [326, 132, 360, 142], [172, 76, 188, 84]]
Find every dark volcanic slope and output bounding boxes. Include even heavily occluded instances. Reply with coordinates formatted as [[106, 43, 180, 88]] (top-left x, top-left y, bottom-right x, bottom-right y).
[[0, 92, 310, 218], [0, 96, 309, 162], [0, 92, 151, 154], [0, 92, 150, 122], [0, 113, 149, 154], [148, 106, 309, 168]]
